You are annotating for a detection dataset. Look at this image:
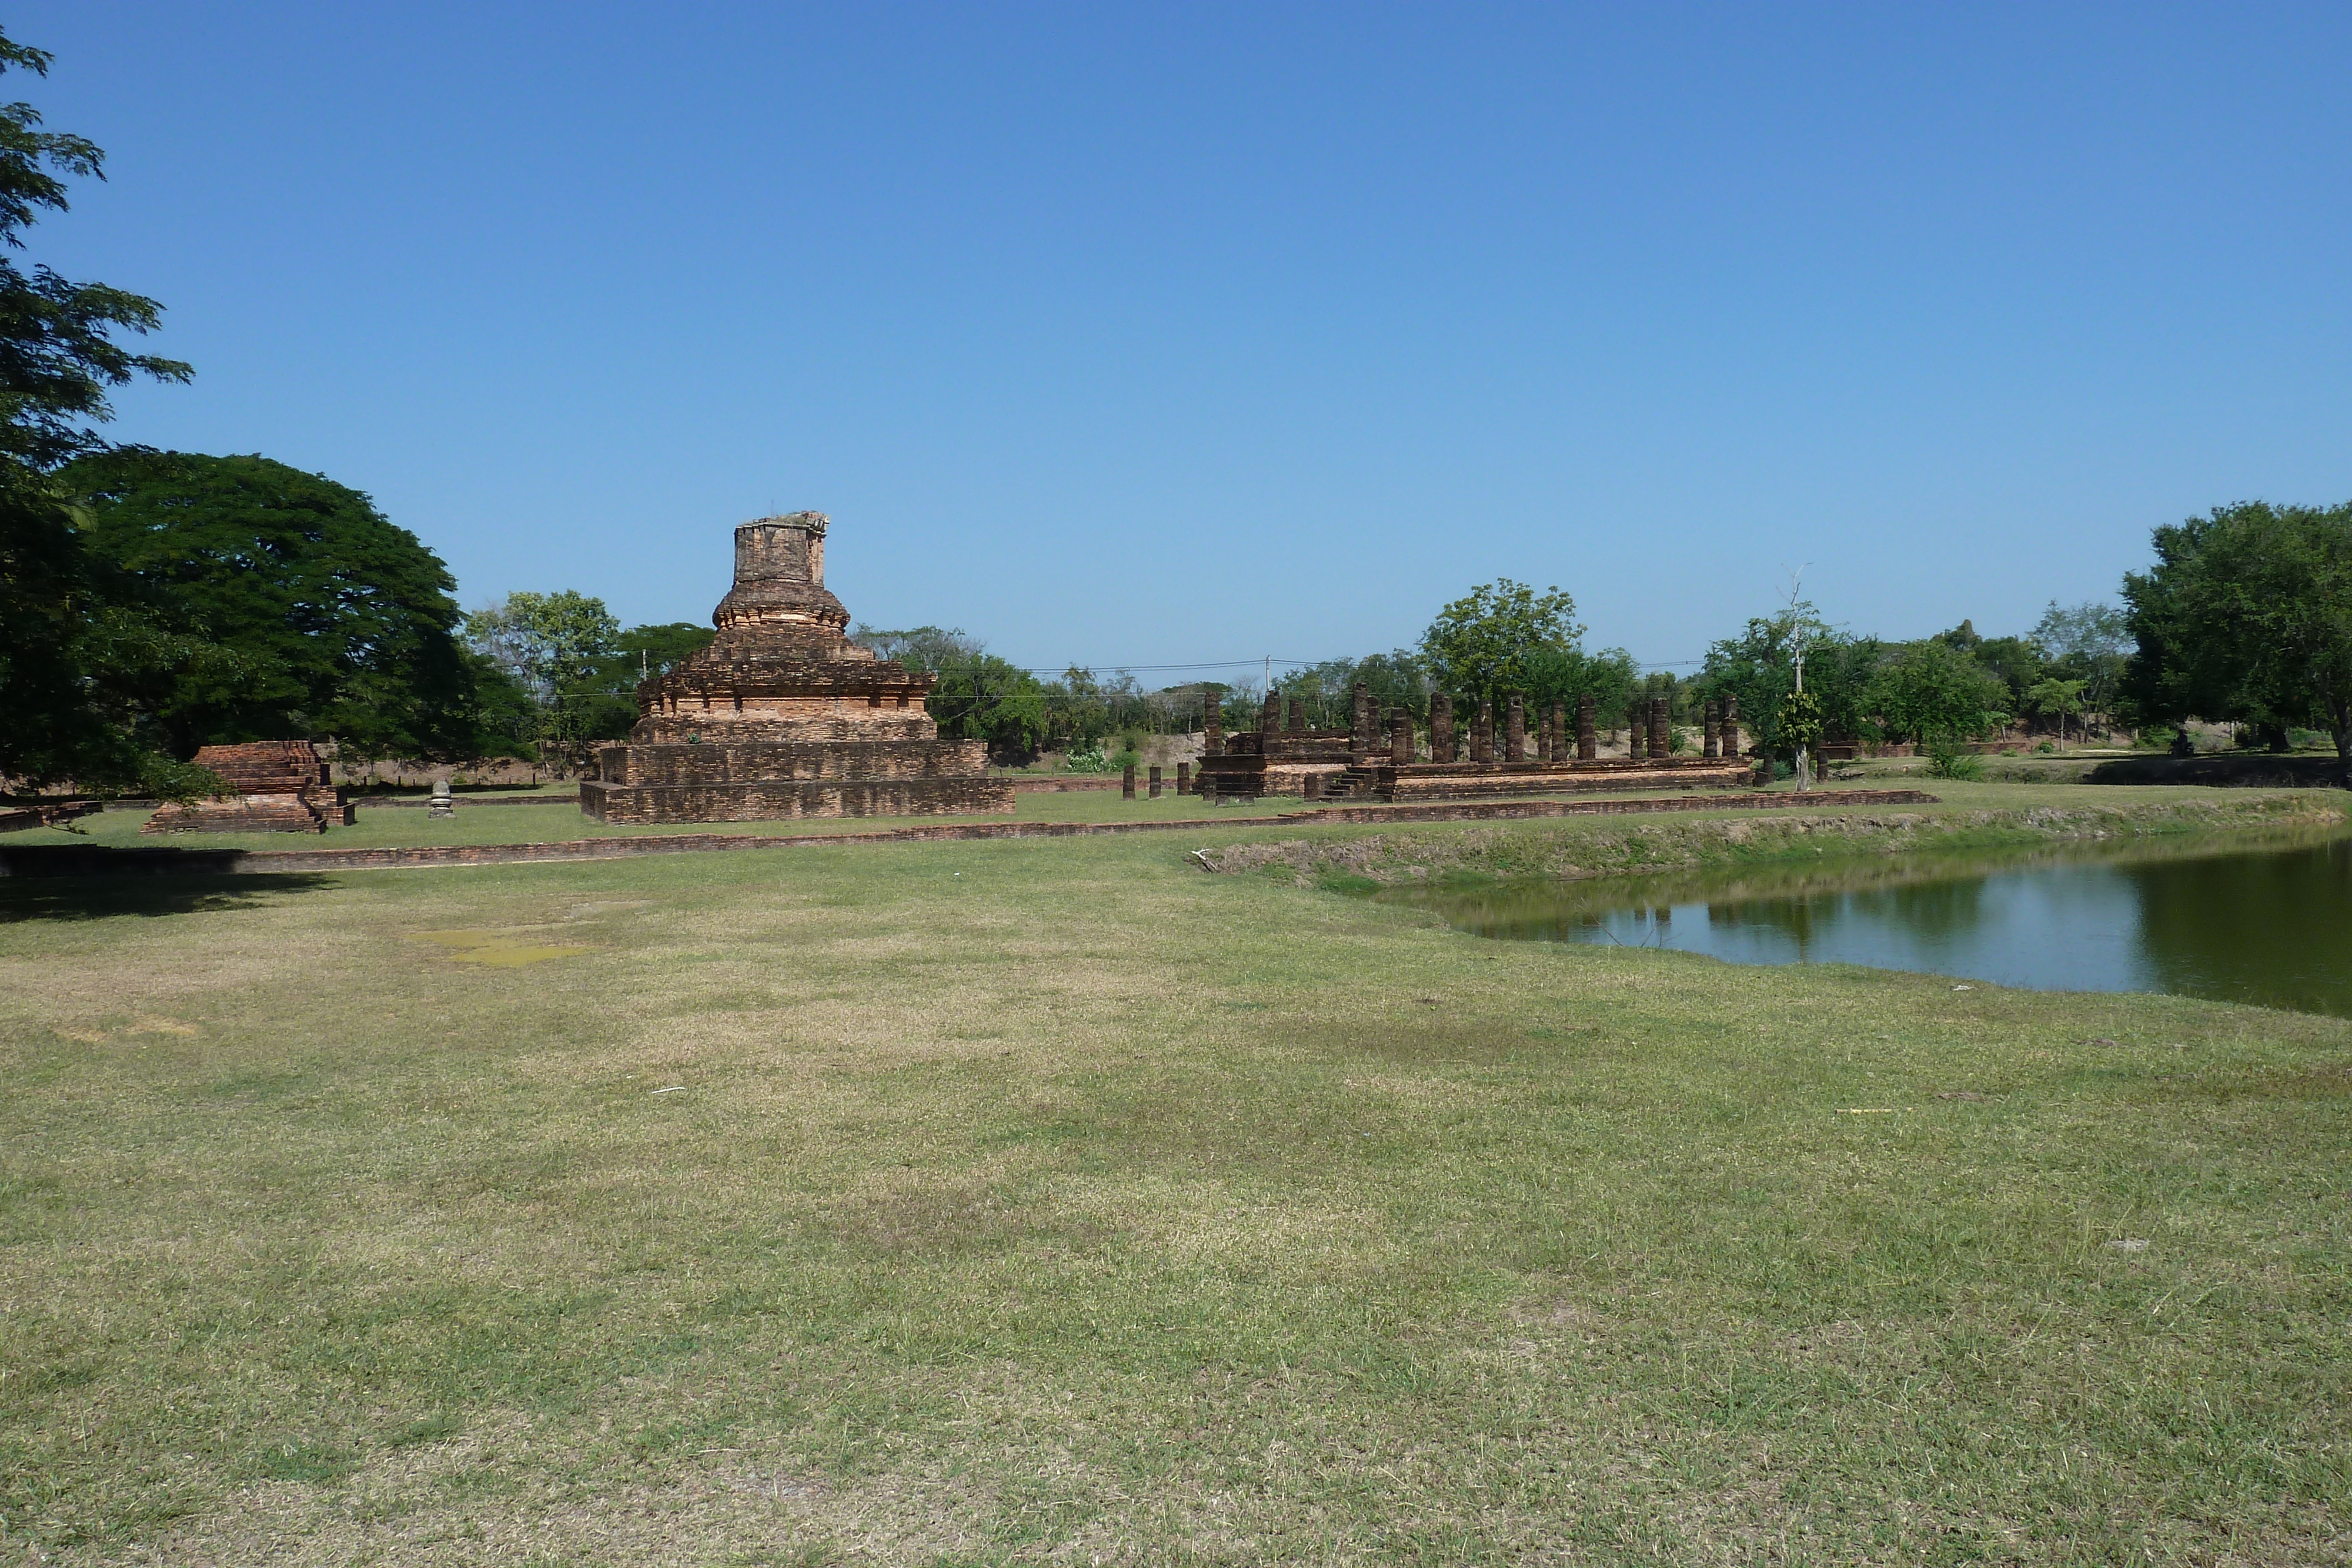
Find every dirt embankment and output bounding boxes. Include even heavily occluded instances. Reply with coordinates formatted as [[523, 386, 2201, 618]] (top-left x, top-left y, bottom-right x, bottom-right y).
[[1197, 794, 2348, 885]]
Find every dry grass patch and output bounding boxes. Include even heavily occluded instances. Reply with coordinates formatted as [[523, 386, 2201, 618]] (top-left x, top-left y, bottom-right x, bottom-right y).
[[2, 817, 2347, 1563]]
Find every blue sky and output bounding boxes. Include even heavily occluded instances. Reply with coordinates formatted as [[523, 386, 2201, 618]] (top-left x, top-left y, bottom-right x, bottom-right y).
[[20, 3, 2352, 678]]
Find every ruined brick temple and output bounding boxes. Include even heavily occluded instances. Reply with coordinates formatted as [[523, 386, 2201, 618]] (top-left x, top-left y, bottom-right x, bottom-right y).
[[142, 740, 353, 834], [1192, 686, 1754, 803], [580, 513, 1015, 824]]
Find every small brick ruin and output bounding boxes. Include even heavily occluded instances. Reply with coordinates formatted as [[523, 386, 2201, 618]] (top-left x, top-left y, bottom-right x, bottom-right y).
[[141, 740, 353, 834], [1192, 684, 1752, 803], [581, 513, 1015, 824]]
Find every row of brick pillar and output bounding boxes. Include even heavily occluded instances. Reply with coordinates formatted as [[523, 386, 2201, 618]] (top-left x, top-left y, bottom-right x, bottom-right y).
[[1194, 683, 1744, 770], [1123, 762, 1196, 798]]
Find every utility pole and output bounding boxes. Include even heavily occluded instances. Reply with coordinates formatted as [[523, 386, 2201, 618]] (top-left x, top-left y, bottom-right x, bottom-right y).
[[1785, 570, 1813, 793]]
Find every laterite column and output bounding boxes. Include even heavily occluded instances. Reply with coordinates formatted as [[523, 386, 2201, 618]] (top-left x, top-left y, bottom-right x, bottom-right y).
[[1390, 710, 1413, 765], [1703, 700, 1720, 759], [1472, 700, 1495, 765], [1505, 694, 1526, 763], [1576, 696, 1596, 761], [1431, 693, 1456, 763], [1650, 697, 1670, 760]]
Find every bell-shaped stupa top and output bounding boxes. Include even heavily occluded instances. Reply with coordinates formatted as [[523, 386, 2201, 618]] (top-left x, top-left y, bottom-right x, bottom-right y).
[[713, 511, 851, 634]]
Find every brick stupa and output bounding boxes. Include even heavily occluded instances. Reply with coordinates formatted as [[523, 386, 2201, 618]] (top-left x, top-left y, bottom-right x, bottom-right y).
[[580, 512, 1015, 824], [142, 740, 353, 834]]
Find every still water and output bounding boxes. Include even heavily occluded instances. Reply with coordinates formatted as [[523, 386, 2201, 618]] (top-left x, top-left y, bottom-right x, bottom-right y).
[[1385, 828, 2352, 1017]]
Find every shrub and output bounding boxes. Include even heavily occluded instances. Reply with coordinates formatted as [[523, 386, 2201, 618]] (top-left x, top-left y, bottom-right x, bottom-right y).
[[1925, 740, 1985, 780]]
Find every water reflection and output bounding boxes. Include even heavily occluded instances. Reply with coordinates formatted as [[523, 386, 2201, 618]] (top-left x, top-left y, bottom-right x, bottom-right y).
[[1385, 828, 2352, 1017]]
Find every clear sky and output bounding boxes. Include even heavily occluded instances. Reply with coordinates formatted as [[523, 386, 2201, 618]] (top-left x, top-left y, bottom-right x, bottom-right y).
[[19, 3, 2352, 679]]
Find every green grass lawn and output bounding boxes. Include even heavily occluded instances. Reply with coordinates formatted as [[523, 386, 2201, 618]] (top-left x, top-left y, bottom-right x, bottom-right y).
[[2, 802, 2347, 1563]]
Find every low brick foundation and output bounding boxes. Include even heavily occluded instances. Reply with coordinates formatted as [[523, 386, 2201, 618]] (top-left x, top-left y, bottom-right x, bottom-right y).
[[597, 740, 988, 788], [1385, 762, 1753, 800]]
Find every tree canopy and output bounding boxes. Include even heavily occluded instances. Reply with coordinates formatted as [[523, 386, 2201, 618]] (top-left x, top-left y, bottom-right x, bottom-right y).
[[64, 450, 480, 761], [1419, 580, 1581, 710], [2123, 500, 2352, 758]]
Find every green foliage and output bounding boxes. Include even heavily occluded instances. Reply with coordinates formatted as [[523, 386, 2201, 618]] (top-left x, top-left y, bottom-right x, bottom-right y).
[[462, 596, 717, 768], [1525, 643, 1643, 732], [2033, 600, 2130, 720], [463, 591, 621, 703], [854, 626, 1051, 757], [0, 31, 189, 472], [62, 450, 479, 762], [2023, 676, 2087, 741], [1700, 596, 1879, 758], [2123, 500, 2352, 758], [1923, 740, 1986, 780], [1419, 579, 1581, 710], [1868, 638, 2011, 745], [1776, 688, 1823, 750], [0, 26, 199, 791]]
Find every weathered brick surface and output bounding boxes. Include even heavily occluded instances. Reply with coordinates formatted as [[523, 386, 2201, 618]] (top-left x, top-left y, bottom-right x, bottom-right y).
[[593, 514, 1004, 823], [142, 741, 349, 834], [596, 740, 988, 787], [580, 776, 1014, 824]]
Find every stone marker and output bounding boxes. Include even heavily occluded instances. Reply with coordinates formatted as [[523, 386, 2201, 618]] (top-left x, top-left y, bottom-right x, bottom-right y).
[[1431, 693, 1456, 763], [1148, 765, 1162, 798], [429, 779, 455, 819]]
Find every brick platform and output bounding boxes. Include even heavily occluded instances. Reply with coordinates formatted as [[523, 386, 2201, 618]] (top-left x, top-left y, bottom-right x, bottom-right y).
[[141, 740, 353, 834]]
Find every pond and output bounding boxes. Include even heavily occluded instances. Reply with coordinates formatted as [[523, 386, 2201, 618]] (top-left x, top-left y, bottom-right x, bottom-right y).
[[1382, 827, 2352, 1017]]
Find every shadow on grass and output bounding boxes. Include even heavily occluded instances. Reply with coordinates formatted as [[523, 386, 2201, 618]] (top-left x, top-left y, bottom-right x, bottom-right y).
[[0, 872, 341, 922]]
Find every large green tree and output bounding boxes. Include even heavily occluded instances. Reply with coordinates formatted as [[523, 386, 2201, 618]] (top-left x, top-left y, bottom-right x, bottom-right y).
[[1419, 579, 1581, 710], [0, 28, 195, 791], [2123, 501, 2352, 758], [1868, 637, 2012, 745], [64, 450, 480, 760]]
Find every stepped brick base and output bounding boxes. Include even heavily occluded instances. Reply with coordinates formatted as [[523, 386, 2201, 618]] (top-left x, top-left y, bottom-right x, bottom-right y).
[[142, 740, 352, 834], [596, 740, 988, 787], [580, 775, 1015, 824]]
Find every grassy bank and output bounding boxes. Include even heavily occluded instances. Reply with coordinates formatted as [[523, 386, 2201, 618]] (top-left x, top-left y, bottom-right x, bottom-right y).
[[2, 801, 2348, 1563], [1198, 788, 2350, 888]]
